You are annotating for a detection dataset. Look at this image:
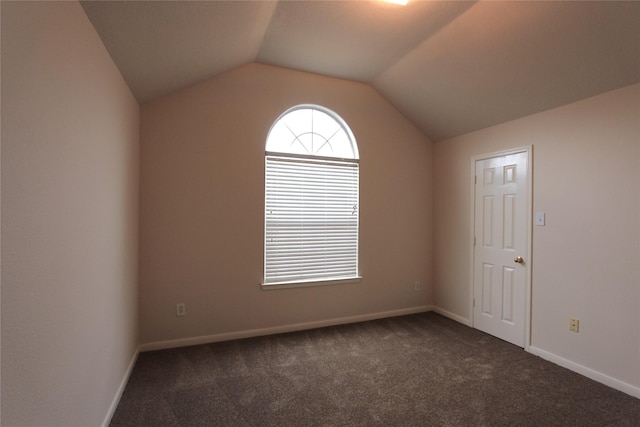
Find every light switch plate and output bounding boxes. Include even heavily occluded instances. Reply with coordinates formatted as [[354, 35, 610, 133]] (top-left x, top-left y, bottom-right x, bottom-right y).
[[535, 212, 545, 226]]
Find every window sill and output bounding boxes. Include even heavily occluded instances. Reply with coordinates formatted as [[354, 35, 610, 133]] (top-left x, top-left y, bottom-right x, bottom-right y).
[[261, 276, 362, 290]]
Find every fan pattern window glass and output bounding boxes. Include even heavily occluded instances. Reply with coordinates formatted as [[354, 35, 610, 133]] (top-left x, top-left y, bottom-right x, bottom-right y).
[[264, 105, 359, 286]]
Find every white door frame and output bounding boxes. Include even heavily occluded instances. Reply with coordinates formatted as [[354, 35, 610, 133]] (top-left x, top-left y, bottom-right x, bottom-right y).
[[469, 146, 533, 349]]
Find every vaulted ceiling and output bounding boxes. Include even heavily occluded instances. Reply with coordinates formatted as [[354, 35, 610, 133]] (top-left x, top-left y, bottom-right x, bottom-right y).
[[81, 1, 640, 142]]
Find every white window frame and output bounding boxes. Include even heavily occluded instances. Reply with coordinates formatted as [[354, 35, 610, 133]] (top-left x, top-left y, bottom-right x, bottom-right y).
[[263, 105, 361, 289]]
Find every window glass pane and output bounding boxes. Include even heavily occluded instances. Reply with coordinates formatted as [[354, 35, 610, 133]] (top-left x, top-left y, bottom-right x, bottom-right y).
[[282, 109, 310, 143], [266, 106, 357, 159], [266, 121, 295, 153], [328, 129, 353, 158]]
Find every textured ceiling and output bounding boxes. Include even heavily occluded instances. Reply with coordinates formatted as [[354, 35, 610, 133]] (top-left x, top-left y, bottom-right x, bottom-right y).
[[81, 0, 640, 142]]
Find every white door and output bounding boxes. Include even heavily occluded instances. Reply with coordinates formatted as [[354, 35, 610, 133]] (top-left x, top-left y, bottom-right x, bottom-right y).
[[473, 150, 529, 347]]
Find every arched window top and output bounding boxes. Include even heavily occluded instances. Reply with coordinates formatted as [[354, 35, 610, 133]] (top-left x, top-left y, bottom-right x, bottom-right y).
[[266, 105, 359, 160]]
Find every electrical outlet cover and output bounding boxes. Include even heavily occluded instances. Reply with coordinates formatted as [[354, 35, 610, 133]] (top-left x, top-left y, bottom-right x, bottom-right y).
[[569, 318, 579, 332], [176, 303, 186, 317]]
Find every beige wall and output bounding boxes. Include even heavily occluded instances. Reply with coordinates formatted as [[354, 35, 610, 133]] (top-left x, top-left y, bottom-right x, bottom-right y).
[[139, 63, 433, 345], [434, 84, 640, 392], [1, 2, 139, 425]]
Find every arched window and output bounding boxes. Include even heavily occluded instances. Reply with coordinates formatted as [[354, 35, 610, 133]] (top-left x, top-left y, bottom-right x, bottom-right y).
[[264, 105, 360, 287]]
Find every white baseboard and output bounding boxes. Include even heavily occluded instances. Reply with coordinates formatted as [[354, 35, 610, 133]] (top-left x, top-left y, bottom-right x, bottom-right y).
[[528, 346, 640, 399], [431, 306, 472, 327], [140, 306, 433, 352], [101, 346, 140, 427]]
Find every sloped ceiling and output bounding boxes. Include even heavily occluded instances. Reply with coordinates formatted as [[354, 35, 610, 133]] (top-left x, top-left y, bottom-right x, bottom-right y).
[[81, 0, 640, 142]]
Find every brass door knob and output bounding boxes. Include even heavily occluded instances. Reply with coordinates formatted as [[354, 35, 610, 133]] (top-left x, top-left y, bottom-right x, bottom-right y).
[[514, 256, 524, 264]]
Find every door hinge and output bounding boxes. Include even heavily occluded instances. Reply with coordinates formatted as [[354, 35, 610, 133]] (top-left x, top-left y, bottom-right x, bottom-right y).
[[474, 175, 477, 184], [473, 298, 476, 308], [474, 236, 476, 247]]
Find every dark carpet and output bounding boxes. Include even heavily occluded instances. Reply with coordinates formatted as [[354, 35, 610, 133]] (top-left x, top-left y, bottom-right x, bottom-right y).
[[110, 312, 640, 426]]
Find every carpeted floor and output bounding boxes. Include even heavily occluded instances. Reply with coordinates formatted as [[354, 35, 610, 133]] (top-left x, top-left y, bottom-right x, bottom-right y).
[[111, 312, 640, 426]]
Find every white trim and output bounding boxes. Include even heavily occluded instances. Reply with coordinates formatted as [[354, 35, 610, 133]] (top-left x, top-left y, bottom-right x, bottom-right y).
[[524, 146, 533, 350], [432, 306, 472, 327], [261, 276, 362, 290], [139, 306, 433, 352], [101, 347, 140, 427], [266, 151, 359, 164], [469, 146, 533, 350], [468, 157, 476, 327], [528, 346, 640, 399]]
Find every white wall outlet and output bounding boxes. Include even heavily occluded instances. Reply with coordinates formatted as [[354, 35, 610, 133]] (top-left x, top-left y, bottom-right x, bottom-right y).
[[535, 212, 546, 226], [414, 281, 422, 291], [176, 303, 186, 317], [569, 317, 579, 333]]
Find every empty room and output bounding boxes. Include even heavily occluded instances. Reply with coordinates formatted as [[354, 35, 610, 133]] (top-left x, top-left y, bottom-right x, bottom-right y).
[[1, 1, 639, 426]]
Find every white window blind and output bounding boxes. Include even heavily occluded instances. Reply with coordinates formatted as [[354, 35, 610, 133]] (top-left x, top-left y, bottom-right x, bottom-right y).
[[265, 155, 359, 284]]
